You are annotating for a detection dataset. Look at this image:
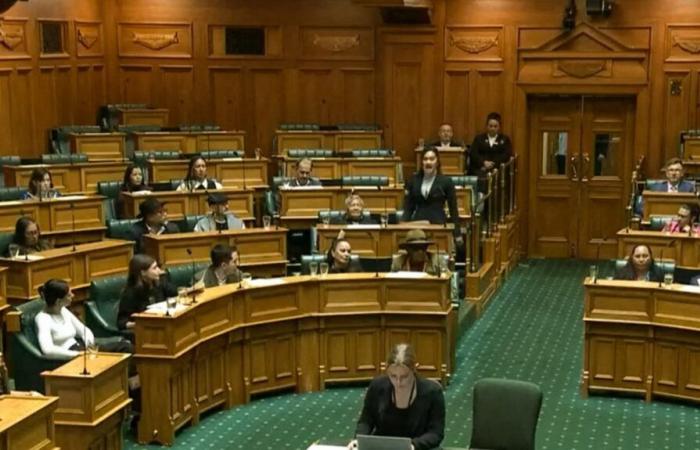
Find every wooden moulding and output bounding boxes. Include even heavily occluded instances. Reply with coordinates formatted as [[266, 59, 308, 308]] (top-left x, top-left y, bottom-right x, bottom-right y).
[[465, 235, 503, 317]]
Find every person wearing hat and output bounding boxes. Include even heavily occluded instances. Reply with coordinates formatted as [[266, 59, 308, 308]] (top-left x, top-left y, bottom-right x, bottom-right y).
[[391, 229, 442, 275], [128, 197, 180, 254], [194, 193, 245, 232]]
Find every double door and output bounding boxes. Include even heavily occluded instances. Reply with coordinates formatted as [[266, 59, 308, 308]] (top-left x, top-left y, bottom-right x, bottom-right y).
[[528, 96, 635, 259]]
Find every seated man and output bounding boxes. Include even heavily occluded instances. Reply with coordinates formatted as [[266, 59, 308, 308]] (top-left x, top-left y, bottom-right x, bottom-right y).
[[390, 229, 441, 275], [426, 122, 465, 148], [128, 198, 180, 254], [328, 194, 377, 225], [284, 158, 322, 187], [194, 193, 245, 232], [650, 158, 695, 193], [198, 244, 247, 287]]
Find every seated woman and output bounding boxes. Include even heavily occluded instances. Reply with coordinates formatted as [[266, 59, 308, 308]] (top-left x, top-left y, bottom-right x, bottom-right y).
[[615, 244, 664, 282], [176, 156, 223, 191], [662, 203, 700, 233], [350, 343, 445, 450], [35, 279, 132, 360], [7, 217, 52, 256], [327, 238, 363, 273], [329, 194, 377, 225], [118, 254, 178, 332], [390, 229, 441, 275], [22, 168, 60, 200], [117, 165, 151, 218], [198, 244, 247, 287]]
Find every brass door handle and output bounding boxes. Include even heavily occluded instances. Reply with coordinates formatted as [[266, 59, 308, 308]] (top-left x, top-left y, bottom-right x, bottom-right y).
[[582, 153, 590, 181], [570, 155, 579, 181]]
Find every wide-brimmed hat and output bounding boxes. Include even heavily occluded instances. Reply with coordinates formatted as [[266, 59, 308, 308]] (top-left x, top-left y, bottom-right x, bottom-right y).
[[138, 198, 164, 218], [399, 229, 434, 249], [207, 193, 228, 205]]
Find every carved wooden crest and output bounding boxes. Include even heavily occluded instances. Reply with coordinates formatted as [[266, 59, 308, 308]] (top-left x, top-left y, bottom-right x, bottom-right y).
[[449, 34, 498, 54], [312, 34, 359, 52], [77, 28, 98, 49], [0, 23, 23, 50], [673, 36, 700, 54], [132, 31, 179, 50], [555, 60, 607, 78]]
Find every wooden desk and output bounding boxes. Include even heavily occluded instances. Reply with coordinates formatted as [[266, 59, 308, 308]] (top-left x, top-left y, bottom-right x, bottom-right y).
[[133, 131, 245, 153], [0, 394, 59, 450], [1, 240, 133, 303], [116, 108, 169, 127], [148, 158, 269, 189], [316, 224, 455, 257], [280, 157, 403, 185], [583, 279, 700, 403], [616, 228, 700, 268], [275, 130, 382, 156], [0, 196, 106, 244], [3, 162, 128, 193], [133, 273, 452, 445], [642, 191, 695, 221], [42, 353, 131, 450], [69, 133, 126, 161], [120, 189, 254, 222], [143, 228, 288, 276], [415, 147, 465, 175]]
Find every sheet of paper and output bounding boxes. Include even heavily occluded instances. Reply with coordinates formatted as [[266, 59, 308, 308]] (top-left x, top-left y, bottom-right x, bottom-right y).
[[345, 224, 381, 229], [146, 301, 187, 314], [245, 278, 286, 288], [59, 195, 88, 201], [385, 271, 430, 279]]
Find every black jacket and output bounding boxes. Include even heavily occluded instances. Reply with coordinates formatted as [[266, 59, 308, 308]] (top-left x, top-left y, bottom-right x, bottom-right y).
[[117, 279, 178, 330], [614, 262, 664, 282], [469, 132, 513, 173], [403, 172, 460, 237], [328, 214, 377, 225], [128, 220, 180, 254]]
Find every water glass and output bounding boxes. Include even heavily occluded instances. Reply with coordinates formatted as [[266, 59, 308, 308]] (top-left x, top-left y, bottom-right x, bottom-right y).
[[380, 213, 388, 228], [664, 273, 674, 287], [166, 296, 177, 311], [8, 244, 19, 259], [322, 214, 330, 228], [309, 261, 319, 276], [320, 262, 329, 277], [177, 287, 188, 303], [87, 343, 99, 359], [589, 265, 598, 280], [262, 215, 272, 229]]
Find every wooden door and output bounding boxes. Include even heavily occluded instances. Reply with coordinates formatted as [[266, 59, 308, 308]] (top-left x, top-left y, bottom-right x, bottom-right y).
[[528, 96, 634, 259]]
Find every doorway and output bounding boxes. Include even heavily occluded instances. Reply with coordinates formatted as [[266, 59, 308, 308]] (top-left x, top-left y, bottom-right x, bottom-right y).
[[527, 95, 635, 259]]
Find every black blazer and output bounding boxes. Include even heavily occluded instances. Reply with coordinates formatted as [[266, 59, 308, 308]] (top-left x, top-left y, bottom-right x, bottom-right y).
[[403, 173, 460, 237], [426, 138, 464, 148], [328, 214, 377, 225], [614, 262, 664, 283], [117, 279, 178, 330], [128, 220, 180, 254], [469, 132, 513, 173]]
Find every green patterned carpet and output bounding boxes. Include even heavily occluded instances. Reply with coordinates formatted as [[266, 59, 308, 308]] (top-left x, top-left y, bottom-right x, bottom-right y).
[[125, 260, 700, 449]]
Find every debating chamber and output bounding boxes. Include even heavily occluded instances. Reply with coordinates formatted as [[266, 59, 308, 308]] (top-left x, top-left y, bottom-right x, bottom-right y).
[[1, 0, 700, 449]]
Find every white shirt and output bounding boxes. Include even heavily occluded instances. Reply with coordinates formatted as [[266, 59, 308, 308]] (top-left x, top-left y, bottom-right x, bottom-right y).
[[35, 308, 95, 360], [668, 183, 679, 193], [176, 179, 223, 191], [488, 134, 498, 147], [421, 174, 436, 198]]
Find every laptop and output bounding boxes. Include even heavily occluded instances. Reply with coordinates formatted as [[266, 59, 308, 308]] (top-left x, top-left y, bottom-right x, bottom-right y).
[[356, 434, 412, 450]]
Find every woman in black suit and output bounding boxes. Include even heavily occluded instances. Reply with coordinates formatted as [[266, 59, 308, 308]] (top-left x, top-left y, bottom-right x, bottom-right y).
[[469, 112, 513, 175], [403, 148, 461, 243]]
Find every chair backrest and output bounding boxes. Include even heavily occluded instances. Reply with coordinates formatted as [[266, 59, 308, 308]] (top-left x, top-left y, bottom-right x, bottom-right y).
[[107, 218, 139, 240], [0, 156, 21, 168], [645, 179, 666, 190], [116, 124, 162, 133], [336, 123, 380, 131], [178, 124, 222, 132], [0, 186, 27, 201], [470, 378, 543, 450], [166, 262, 210, 288], [264, 190, 279, 216], [341, 176, 388, 187], [300, 254, 328, 275], [386, 210, 404, 224], [272, 176, 294, 189], [0, 232, 14, 256], [649, 216, 674, 231], [350, 149, 393, 158], [287, 149, 334, 158], [279, 123, 320, 131], [178, 215, 207, 232], [14, 298, 46, 350], [97, 181, 122, 201], [449, 175, 479, 206], [88, 274, 128, 329], [41, 153, 88, 165], [198, 150, 243, 159], [614, 259, 675, 276], [317, 210, 371, 223], [132, 150, 182, 163]]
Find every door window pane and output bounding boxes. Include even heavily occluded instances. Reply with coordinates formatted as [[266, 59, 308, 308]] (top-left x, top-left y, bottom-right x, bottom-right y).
[[593, 133, 619, 176], [542, 131, 568, 176]]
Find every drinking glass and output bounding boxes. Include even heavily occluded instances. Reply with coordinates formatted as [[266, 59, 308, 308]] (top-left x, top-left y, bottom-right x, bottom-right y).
[[322, 214, 330, 228], [320, 262, 329, 276], [589, 265, 598, 280], [380, 213, 388, 228], [263, 215, 272, 229], [177, 287, 188, 304], [8, 244, 19, 259], [87, 342, 99, 359], [166, 296, 177, 311], [309, 261, 319, 277], [664, 273, 674, 287]]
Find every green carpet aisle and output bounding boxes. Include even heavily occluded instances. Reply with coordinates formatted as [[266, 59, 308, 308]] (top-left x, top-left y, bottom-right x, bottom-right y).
[[125, 260, 700, 450]]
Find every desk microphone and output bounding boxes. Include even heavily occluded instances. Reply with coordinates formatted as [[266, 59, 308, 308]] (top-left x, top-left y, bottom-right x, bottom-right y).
[[241, 150, 247, 191], [361, 229, 380, 277], [70, 202, 77, 252], [81, 317, 90, 375], [658, 239, 676, 287], [186, 248, 197, 303], [593, 236, 607, 283]]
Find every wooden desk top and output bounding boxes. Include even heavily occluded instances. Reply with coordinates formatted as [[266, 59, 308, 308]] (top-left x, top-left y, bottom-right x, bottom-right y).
[[67, 132, 126, 138], [0, 240, 131, 265], [120, 187, 254, 199], [0, 395, 58, 432], [0, 194, 104, 208], [42, 353, 130, 379], [275, 130, 382, 135]]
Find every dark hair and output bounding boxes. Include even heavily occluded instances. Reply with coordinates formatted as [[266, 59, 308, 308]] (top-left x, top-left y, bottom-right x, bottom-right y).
[[211, 244, 237, 267], [419, 147, 442, 176], [666, 157, 684, 168], [28, 168, 53, 196], [126, 254, 157, 290], [185, 156, 207, 184], [121, 164, 147, 192], [327, 238, 350, 269], [39, 279, 70, 307], [12, 216, 40, 247], [486, 112, 502, 125], [625, 244, 655, 273]]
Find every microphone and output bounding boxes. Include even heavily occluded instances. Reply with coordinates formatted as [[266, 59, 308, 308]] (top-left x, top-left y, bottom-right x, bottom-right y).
[[241, 150, 247, 190], [186, 248, 197, 303], [659, 240, 676, 287], [70, 202, 77, 252], [383, 196, 388, 228], [81, 315, 90, 375], [593, 236, 607, 283]]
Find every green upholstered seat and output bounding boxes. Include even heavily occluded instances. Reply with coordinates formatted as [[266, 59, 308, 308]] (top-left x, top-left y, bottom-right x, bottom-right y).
[[198, 150, 243, 159], [264, 190, 279, 216], [166, 262, 210, 288], [0, 156, 21, 167], [97, 181, 121, 201], [449, 175, 479, 207], [645, 179, 667, 190], [0, 186, 27, 201], [317, 210, 371, 223], [336, 123, 380, 131], [470, 378, 543, 450], [0, 232, 15, 256], [350, 149, 393, 158], [300, 254, 361, 275], [279, 123, 320, 131], [615, 259, 675, 278], [340, 176, 388, 187], [387, 210, 404, 224], [41, 153, 88, 165], [287, 149, 334, 158], [178, 215, 207, 232], [86, 275, 130, 338], [272, 177, 294, 189], [107, 218, 139, 241], [132, 150, 181, 163], [8, 299, 65, 393], [116, 124, 162, 133], [649, 216, 674, 231]]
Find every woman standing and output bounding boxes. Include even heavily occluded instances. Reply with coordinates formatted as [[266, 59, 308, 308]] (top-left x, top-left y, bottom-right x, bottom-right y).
[[469, 112, 513, 175]]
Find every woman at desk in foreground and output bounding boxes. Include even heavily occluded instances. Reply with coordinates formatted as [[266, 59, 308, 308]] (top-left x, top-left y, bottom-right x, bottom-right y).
[[7, 217, 53, 256], [349, 343, 445, 450], [614, 244, 664, 282]]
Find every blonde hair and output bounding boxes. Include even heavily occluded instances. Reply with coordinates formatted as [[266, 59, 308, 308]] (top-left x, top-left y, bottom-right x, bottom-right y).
[[345, 194, 364, 208], [387, 343, 416, 369]]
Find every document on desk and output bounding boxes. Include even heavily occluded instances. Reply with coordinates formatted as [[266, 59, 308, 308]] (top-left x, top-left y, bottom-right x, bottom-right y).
[[385, 271, 430, 279], [146, 301, 187, 314], [59, 195, 88, 201], [306, 444, 346, 450], [345, 224, 380, 229], [245, 277, 286, 288]]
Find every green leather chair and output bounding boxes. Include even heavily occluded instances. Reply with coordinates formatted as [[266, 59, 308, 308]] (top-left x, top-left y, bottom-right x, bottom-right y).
[[264, 190, 279, 217], [177, 215, 207, 232], [107, 218, 139, 241], [0, 186, 27, 201], [198, 150, 243, 159], [8, 299, 65, 393], [449, 175, 479, 207], [0, 232, 14, 256], [166, 262, 210, 288], [341, 176, 389, 187], [97, 181, 122, 221], [287, 149, 334, 158], [615, 259, 675, 279], [350, 149, 394, 158], [279, 123, 320, 131], [86, 275, 130, 339], [336, 123, 380, 131], [271, 176, 294, 189], [132, 150, 181, 163], [0, 155, 21, 167], [116, 124, 161, 133], [645, 179, 666, 190], [41, 153, 89, 165], [300, 254, 361, 275], [470, 378, 543, 450], [387, 210, 404, 224], [317, 210, 371, 223], [50, 126, 102, 154], [649, 216, 674, 231], [100, 104, 149, 130]]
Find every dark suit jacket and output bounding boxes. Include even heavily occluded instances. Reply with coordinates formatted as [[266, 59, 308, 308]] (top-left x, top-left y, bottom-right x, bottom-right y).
[[614, 262, 665, 283], [117, 279, 178, 330], [328, 214, 377, 225], [648, 180, 696, 193], [426, 139, 464, 148], [329, 258, 364, 274], [469, 132, 513, 173], [403, 173, 460, 237], [128, 220, 180, 254]]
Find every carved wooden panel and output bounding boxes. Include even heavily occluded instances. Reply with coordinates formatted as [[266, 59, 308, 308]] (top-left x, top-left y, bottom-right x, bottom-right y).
[[75, 21, 102, 57], [443, 69, 470, 140], [654, 341, 680, 394], [663, 70, 692, 161], [0, 17, 28, 59], [118, 22, 192, 58], [299, 27, 374, 61], [445, 26, 503, 62], [666, 25, 700, 62]]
